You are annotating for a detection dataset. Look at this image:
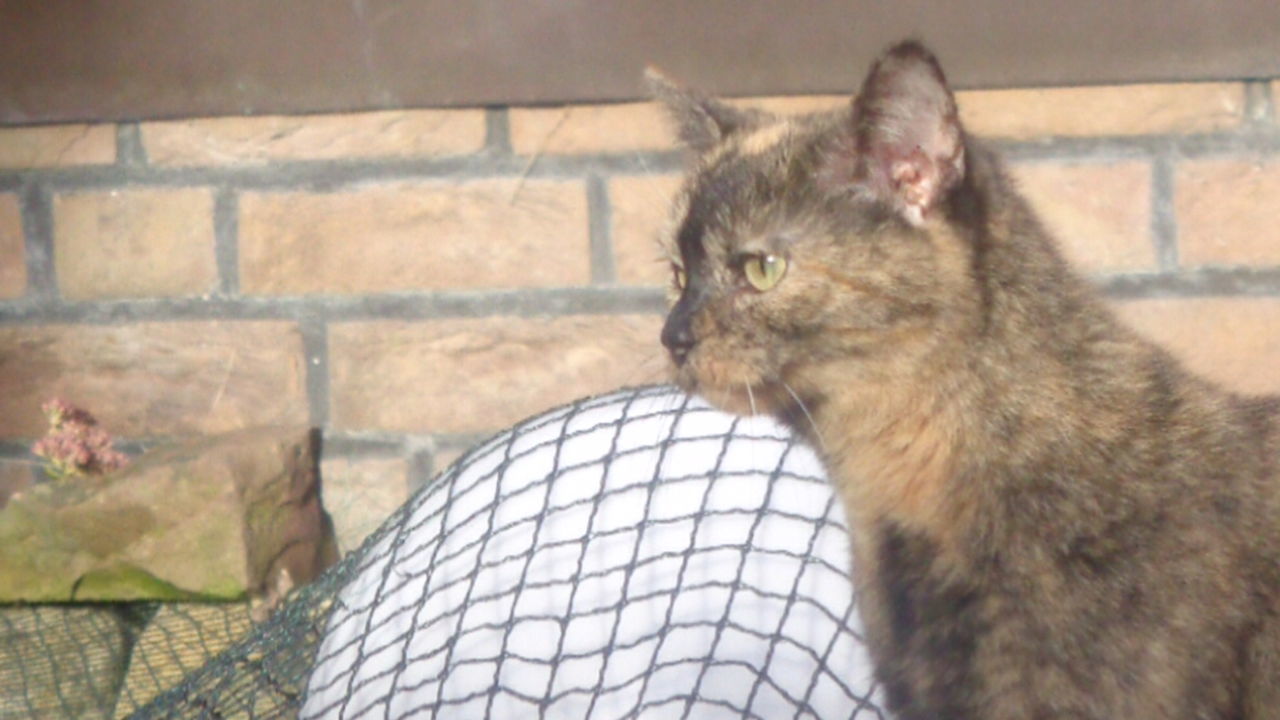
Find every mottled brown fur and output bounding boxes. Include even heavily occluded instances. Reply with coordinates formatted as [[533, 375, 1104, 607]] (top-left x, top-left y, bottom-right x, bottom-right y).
[[652, 42, 1280, 718]]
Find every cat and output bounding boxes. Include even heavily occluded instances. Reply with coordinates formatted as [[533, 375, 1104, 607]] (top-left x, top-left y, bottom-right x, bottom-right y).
[[650, 40, 1280, 719]]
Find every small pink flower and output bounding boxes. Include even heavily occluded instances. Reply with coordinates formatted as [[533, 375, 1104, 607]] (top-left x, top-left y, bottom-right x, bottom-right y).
[[31, 398, 129, 479]]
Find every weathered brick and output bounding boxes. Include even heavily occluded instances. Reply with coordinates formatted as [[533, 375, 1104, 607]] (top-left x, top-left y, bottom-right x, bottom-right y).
[[734, 85, 1243, 139], [0, 322, 308, 438], [430, 446, 471, 479], [329, 315, 665, 434], [509, 102, 673, 155], [519, 82, 1242, 159], [320, 456, 409, 553], [730, 95, 847, 116], [609, 174, 684, 285], [53, 188, 218, 300], [1011, 160, 1155, 273], [239, 179, 589, 295], [509, 96, 856, 156], [0, 124, 115, 169], [0, 193, 25, 298], [958, 83, 1243, 139], [1112, 298, 1280, 396], [1174, 157, 1280, 268], [140, 109, 486, 166]]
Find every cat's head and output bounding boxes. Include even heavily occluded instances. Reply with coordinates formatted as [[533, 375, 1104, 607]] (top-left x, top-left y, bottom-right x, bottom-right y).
[[650, 41, 982, 418]]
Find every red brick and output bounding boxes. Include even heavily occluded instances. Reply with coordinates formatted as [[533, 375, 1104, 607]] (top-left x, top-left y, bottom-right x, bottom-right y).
[[730, 96, 847, 116], [1113, 298, 1280, 396], [320, 456, 409, 553], [514, 82, 1244, 160], [609, 174, 684, 286], [509, 96, 848, 157], [430, 446, 471, 478], [1175, 157, 1280, 268], [0, 322, 308, 438], [329, 315, 665, 434], [509, 102, 673, 155], [0, 124, 115, 169], [0, 194, 25, 299], [239, 180, 589, 295], [958, 83, 1244, 139], [53, 188, 218, 300], [141, 109, 486, 166], [733, 84, 1245, 139], [1011, 160, 1156, 273]]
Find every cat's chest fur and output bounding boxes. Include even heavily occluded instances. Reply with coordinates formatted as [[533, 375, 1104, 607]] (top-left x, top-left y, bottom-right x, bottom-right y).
[[819, 353, 1280, 718], [844, 405, 1278, 718], [813, 375, 966, 550]]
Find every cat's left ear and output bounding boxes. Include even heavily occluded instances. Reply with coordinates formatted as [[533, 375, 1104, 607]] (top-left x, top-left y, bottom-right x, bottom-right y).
[[646, 67, 761, 154], [843, 41, 966, 227]]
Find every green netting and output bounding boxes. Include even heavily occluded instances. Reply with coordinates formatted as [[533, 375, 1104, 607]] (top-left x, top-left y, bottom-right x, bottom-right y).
[[3, 386, 885, 719], [1, 604, 152, 719]]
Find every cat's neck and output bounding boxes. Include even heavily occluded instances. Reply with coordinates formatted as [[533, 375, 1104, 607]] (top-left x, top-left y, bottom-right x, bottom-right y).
[[790, 142, 1164, 548]]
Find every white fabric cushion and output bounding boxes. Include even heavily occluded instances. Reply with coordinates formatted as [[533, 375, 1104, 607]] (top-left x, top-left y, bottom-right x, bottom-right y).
[[302, 386, 886, 719]]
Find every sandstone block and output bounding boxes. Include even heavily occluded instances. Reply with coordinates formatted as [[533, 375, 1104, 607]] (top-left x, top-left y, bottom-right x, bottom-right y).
[[0, 426, 336, 602]]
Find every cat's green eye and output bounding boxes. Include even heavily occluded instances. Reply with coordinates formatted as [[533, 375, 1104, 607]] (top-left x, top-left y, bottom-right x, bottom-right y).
[[742, 254, 787, 292]]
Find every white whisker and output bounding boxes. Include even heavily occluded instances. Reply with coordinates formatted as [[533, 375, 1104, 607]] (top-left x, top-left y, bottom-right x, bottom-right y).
[[783, 381, 827, 452], [741, 381, 760, 469]]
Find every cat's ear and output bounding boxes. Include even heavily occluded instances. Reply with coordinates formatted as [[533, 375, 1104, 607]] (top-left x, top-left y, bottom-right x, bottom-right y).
[[646, 67, 759, 153], [846, 41, 965, 226]]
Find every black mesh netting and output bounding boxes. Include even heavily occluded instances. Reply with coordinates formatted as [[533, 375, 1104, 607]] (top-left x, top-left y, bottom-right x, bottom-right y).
[[9, 385, 888, 719]]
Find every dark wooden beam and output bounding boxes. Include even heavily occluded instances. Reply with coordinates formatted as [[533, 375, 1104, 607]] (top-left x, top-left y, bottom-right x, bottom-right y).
[[3, 0, 1279, 125]]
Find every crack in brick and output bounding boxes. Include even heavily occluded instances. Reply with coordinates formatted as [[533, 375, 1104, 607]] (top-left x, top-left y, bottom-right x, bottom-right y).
[[51, 125, 98, 166]]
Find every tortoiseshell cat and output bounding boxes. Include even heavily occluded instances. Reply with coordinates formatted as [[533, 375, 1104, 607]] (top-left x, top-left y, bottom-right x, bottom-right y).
[[651, 41, 1280, 718]]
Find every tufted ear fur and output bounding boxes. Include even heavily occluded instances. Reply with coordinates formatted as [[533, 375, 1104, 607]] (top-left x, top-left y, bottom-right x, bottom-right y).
[[646, 67, 764, 154], [846, 42, 966, 226]]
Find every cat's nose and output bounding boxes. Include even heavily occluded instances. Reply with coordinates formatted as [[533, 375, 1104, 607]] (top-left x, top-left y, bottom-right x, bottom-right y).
[[661, 311, 697, 366]]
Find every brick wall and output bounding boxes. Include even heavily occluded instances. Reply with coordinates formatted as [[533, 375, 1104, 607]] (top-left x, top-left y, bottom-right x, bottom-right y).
[[2, 80, 1278, 552]]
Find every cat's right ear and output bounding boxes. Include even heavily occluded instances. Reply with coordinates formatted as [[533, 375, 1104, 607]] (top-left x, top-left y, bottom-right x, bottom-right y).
[[646, 68, 757, 154], [828, 42, 966, 227]]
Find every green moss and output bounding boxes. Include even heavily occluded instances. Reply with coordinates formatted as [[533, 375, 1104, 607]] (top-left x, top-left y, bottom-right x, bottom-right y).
[[71, 563, 244, 602]]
